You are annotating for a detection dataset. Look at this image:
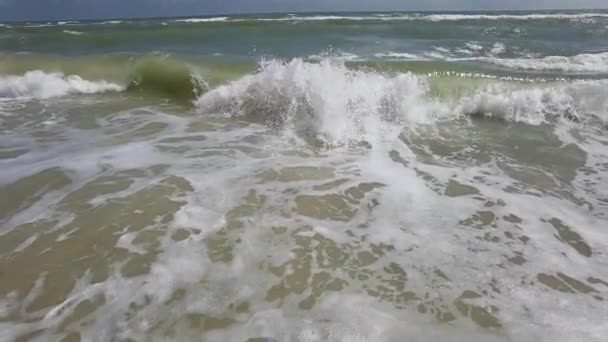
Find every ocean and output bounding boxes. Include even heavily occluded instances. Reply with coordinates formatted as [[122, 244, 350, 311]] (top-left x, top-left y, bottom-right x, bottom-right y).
[[1, 10, 607, 341]]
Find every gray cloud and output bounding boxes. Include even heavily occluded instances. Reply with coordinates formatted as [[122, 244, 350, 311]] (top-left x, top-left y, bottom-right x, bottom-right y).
[[1, 0, 607, 21]]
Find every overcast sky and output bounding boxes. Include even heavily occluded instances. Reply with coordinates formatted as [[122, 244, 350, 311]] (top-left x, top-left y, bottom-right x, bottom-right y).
[[1, 0, 607, 21]]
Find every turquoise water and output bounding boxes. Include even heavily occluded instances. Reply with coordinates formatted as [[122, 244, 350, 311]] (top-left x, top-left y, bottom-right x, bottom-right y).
[[1, 11, 608, 63], [1, 11, 608, 342]]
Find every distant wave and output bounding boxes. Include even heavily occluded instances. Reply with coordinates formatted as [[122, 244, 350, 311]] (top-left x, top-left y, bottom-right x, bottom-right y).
[[240, 13, 608, 22], [481, 52, 608, 73], [63, 30, 85, 35], [7, 12, 608, 29], [373, 48, 608, 74], [243, 15, 374, 22], [174, 17, 229, 23], [308, 51, 362, 61], [0, 71, 124, 100], [23, 23, 55, 28], [173, 12, 608, 23], [374, 52, 427, 60], [415, 13, 608, 21]]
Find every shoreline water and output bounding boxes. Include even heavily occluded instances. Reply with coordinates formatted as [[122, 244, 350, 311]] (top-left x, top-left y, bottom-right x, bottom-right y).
[[1, 10, 607, 341]]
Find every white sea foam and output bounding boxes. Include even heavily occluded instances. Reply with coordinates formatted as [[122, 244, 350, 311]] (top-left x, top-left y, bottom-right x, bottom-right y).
[[482, 52, 608, 73], [465, 41, 483, 51], [454, 83, 572, 124], [231, 13, 608, 23], [489, 42, 506, 56], [57, 21, 79, 25], [2, 65, 608, 341], [308, 51, 361, 61], [417, 13, 608, 21], [175, 17, 229, 23], [23, 23, 54, 28], [374, 52, 425, 60], [196, 59, 608, 141], [63, 30, 84, 35], [375, 47, 608, 74], [239, 15, 371, 22], [196, 59, 447, 144], [0, 71, 124, 100]]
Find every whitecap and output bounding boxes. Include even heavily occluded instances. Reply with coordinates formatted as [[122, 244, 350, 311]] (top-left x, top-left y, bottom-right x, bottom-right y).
[[482, 52, 608, 73], [374, 52, 425, 60], [0, 70, 124, 100], [175, 17, 229, 23], [195, 58, 608, 143], [63, 30, 84, 35]]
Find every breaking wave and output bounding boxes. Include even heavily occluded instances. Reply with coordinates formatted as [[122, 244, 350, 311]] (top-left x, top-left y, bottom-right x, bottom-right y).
[[63, 30, 85, 35], [2, 58, 606, 134], [174, 17, 229, 23], [195, 59, 608, 144], [0, 71, 124, 100], [414, 13, 608, 21], [481, 52, 608, 73], [374, 50, 608, 74], [171, 12, 608, 23]]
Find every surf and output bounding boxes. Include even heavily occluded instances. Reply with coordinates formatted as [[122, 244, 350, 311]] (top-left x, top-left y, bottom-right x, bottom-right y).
[[195, 59, 608, 144], [2, 56, 606, 135], [0, 70, 123, 100]]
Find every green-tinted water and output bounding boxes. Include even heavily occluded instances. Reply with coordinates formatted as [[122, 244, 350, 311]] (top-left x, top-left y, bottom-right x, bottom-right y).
[[1, 11, 608, 342]]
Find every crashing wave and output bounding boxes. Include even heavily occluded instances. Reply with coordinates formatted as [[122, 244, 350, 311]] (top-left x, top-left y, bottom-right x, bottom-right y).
[[195, 59, 447, 144], [195, 59, 608, 143]]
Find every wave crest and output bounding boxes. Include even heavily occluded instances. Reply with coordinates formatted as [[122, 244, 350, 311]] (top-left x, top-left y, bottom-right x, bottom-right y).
[[195, 59, 608, 144], [481, 52, 608, 73], [196, 59, 446, 144], [0, 70, 124, 100], [174, 12, 608, 23]]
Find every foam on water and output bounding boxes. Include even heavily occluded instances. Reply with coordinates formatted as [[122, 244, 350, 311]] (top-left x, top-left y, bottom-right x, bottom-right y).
[[373, 52, 425, 60], [482, 52, 608, 73], [174, 17, 229, 23], [1, 11, 608, 336], [2, 85, 608, 341], [417, 13, 608, 21], [308, 51, 361, 62], [0, 71, 124, 100], [196, 59, 446, 145], [196, 59, 608, 144], [190, 13, 608, 23], [373, 48, 608, 74], [63, 30, 84, 35]]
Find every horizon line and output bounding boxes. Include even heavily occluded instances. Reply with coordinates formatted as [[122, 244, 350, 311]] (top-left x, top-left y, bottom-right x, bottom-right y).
[[1, 7, 607, 24]]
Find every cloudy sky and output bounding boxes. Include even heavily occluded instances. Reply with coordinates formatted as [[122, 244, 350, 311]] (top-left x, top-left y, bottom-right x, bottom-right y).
[[1, 0, 607, 21]]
